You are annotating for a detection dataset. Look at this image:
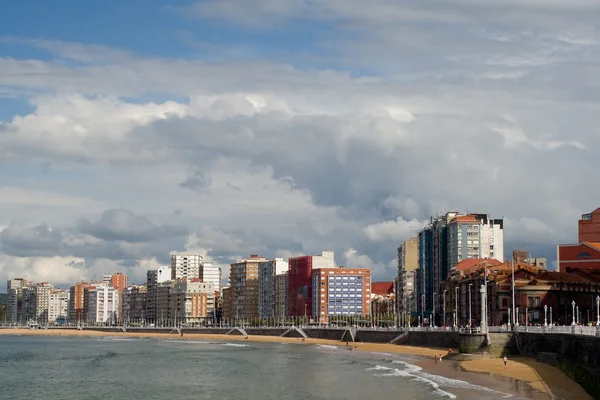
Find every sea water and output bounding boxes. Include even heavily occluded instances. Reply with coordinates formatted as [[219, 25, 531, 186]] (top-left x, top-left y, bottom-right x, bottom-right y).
[[0, 335, 525, 399]]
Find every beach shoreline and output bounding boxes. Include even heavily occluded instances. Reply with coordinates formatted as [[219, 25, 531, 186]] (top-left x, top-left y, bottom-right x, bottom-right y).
[[0, 328, 591, 400]]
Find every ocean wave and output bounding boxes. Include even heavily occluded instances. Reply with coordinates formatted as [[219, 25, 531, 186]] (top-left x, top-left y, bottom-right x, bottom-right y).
[[317, 345, 338, 350], [221, 343, 249, 348], [416, 371, 513, 398], [369, 364, 456, 399]]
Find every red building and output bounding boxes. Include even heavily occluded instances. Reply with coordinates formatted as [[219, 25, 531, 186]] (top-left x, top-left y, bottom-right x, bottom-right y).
[[579, 208, 600, 242], [288, 251, 335, 317], [557, 242, 600, 272]]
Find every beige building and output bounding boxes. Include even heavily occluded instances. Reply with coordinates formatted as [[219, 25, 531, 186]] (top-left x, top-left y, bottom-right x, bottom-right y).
[[6, 278, 31, 325], [275, 272, 288, 318], [170, 279, 215, 324], [229, 255, 268, 320], [396, 236, 419, 315]]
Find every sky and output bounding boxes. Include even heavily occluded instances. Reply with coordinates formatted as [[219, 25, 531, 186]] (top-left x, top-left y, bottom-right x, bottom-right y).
[[1, 0, 599, 288]]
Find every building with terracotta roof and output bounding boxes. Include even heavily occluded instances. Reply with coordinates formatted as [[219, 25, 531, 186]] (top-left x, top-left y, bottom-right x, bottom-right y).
[[579, 208, 600, 242], [557, 242, 600, 272]]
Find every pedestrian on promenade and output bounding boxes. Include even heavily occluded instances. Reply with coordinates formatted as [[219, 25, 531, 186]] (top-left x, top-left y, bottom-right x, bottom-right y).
[[434, 355, 437, 364], [503, 356, 507, 367]]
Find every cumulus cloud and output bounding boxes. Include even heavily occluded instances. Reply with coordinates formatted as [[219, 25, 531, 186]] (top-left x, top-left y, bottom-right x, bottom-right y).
[[1, 1, 599, 286]]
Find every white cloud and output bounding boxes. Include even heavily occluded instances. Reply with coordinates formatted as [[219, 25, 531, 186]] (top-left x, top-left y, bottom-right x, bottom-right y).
[[364, 218, 428, 242]]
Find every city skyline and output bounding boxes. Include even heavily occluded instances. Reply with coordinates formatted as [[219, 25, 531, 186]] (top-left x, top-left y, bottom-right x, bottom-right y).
[[1, 1, 600, 288]]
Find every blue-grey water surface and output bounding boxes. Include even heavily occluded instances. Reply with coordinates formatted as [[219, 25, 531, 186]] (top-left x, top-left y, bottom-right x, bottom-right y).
[[0, 335, 531, 400]]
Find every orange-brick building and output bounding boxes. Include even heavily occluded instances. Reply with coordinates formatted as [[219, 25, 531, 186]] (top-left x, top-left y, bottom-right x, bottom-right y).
[[579, 208, 600, 242], [557, 242, 600, 272]]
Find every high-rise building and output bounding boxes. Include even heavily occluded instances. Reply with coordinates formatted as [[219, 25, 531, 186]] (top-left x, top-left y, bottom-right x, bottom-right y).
[[109, 273, 128, 293], [229, 255, 269, 320], [200, 261, 222, 293], [275, 272, 288, 318], [32, 283, 53, 323], [87, 285, 120, 323], [396, 237, 418, 318], [579, 208, 600, 242], [146, 267, 171, 322], [417, 225, 434, 322], [288, 251, 335, 317], [258, 258, 289, 318], [311, 267, 371, 323], [122, 285, 147, 322], [171, 254, 203, 280], [222, 287, 232, 321], [68, 282, 89, 324], [6, 278, 31, 325], [447, 214, 504, 269], [49, 289, 70, 323]]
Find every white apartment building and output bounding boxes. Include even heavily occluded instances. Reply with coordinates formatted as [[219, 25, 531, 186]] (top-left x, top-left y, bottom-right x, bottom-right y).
[[275, 272, 288, 318], [171, 254, 203, 280], [33, 283, 53, 323], [447, 214, 504, 270], [258, 258, 289, 318], [200, 261, 222, 293], [87, 285, 120, 324], [48, 289, 70, 323]]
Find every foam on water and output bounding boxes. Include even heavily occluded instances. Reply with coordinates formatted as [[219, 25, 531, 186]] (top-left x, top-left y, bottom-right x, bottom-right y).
[[221, 343, 249, 348], [370, 359, 514, 399], [317, 345, 338, 351]]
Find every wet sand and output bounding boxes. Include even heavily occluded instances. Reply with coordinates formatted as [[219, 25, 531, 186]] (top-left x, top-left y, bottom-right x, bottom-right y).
[[1, 328, 591, 399]]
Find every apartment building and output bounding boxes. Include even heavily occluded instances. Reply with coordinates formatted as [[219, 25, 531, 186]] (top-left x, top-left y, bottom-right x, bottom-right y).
[[170, 279, 215, 324], [229, 255, 269, 319], [48, 289, 70, 323], [146, 267, 171, 322], [311, 267, 371, 323], [275, 272, 288, 318], [68, 282, 89, 324], [171, 254, 203, 280], [122, 285, 147, 322], [288, 251, 335, 317], [447, 214, 504, 269], [6, 278, 31, 325], [258, 258, 289, 318], [396, 237, 418, 316], [86, 284, 120, 323], [200, 261, 222, 293]]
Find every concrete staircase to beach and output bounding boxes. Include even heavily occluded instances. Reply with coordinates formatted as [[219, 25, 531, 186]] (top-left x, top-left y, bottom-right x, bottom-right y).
[[389, 331, 409, 345], [226, 327, 248, 337], [280, 326, 308, 339]]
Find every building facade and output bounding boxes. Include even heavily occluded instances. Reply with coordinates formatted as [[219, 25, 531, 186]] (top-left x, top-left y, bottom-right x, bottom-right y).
[[258, 258, 289, 318], [275, 272, 288, 318], [579, 208, 600, 243], [6, 278, 31, 325], [68, 282, 89, 324], [447, 214, 504, 270], [200, 261, 222, 293], [222, 287, 232, 321], [48, 289, 70, 323], [171, 254, 203, 280], [557, 242, 600, 272], [396, 237, 418, 317], [170, 279, 215, 324], [86, 285, 120, 324], [229, 255, 268, 319], [122, 285, 147, 322], [311, 267, 371, 323], [146, 267, 172, 322], [288, 251, 335, 317]]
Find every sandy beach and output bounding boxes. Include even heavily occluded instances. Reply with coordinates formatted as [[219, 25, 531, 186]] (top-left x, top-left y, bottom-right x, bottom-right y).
[[0, 328, 592, 399]]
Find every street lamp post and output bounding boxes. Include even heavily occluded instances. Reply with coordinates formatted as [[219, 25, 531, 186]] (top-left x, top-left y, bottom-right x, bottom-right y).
[[443, 290, 447, 327], [549, 306, 553, 326], [525, 307, 528, 331], [468, 283, 473, 328], [544, 305, 547, 327], [516, 307, 519, 327], [596, 296, 600, 325], [571, 301, 576, 326], [576, 306, 579, 325]]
